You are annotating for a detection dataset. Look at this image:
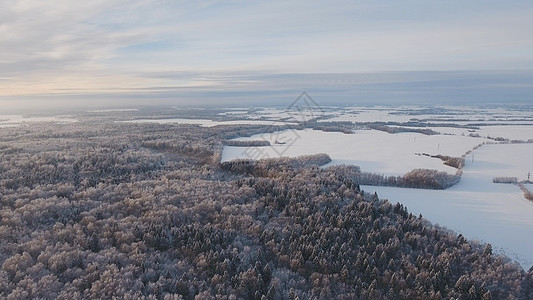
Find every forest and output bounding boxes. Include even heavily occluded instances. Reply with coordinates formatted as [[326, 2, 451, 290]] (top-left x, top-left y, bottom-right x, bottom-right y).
[[0, 120, 532, 299]]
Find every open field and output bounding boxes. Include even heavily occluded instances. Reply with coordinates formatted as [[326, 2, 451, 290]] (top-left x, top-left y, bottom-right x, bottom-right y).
[[0, 115, 78, 127], [364, 143, 533, 269], [222, 128, 486, 175]]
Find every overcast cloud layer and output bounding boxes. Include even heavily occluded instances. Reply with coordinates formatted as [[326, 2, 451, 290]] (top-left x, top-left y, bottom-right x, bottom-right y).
[[1, 0, 532, 109]]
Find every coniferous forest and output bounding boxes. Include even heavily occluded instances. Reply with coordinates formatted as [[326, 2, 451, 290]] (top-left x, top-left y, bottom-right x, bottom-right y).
[[1, 121, 532, 299]]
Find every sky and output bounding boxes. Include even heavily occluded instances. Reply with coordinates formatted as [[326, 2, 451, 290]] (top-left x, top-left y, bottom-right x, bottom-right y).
[[1, 0, 533, 110]]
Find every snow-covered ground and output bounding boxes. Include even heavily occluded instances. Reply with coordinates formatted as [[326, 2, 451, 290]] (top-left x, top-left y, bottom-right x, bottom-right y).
[[245, 107, 332, 122], [318, 106, 533, 126], [217, 111, 249, 116], [384, 125, 533, 141], [477, 125, 533, 141], [222, 129, 487, 175], [0, 115, 78, 127], [320, 109, 416, 123], [363, 143, 533, 269]]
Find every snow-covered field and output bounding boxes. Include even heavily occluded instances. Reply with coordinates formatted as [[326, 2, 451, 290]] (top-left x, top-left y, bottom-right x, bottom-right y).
[[385, 125, 533, 141], [320, 109, 416, 123], [217, 110, 249, 116], [477, 125, 533, 141], [222, 129, 487, 175], [318, 106, 533, 127], [0, 115, 78, 127], [363, 143, 533, 269]]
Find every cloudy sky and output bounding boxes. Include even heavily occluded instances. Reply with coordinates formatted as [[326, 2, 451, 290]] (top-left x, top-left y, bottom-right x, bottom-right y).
[[1, 0, 532, 109]]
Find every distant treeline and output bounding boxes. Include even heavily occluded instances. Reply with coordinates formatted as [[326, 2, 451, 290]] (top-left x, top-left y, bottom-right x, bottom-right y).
[[493, 177, 519, 184], [306, 121, 355, 134], [366, 124, 439, 135]]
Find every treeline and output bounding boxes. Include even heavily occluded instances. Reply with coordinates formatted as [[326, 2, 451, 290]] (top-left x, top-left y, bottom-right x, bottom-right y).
[[221, 153, 332, 176], [420, 154, 465, 169], [493, 177, 519, 184], [519, 184, 533, 201], [223, 140, 271, 147], [366, 124, 439, 135], [329, 165, 461, 190], [306, 121, 354, 134], [0, 121, 531, 299]]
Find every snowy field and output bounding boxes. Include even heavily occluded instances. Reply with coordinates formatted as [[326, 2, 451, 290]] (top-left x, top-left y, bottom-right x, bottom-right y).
[[319, 109, 416, 123], [248, 107, 331, 122], [222, 129, 487, 176], [386, 125, 533, 141], [363, 143, 533, 269], [0, 115, 78, 127], [477, 125, 533, 141], [318, 106, 533, 125]]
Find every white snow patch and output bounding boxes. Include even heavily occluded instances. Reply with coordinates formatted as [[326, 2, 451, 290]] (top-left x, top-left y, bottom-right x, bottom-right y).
[[222, 129, 487, 176]]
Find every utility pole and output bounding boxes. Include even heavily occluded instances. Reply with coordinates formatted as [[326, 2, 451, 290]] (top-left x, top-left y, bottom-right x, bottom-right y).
[[528, 171, 531, 182]]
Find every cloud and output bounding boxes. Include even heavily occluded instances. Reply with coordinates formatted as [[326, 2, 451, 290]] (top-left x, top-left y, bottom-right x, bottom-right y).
[[0, 0, 532, 103]]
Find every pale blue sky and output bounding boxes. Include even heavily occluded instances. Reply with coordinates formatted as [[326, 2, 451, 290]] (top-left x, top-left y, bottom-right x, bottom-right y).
[[1, 0, 532, 108]]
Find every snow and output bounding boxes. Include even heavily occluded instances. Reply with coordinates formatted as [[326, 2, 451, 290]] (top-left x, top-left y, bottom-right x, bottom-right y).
[[0, 115, 78, 127], [385, 125, 533, 141], [320, 110, 415, 123], [222, 129, 487, 176], [451, 120, 533, 126], [317, 106, 533, 127], [218, 111, 249, 115], [477, 125, 533, 141], [247, 107, 330, 122], [363, 143, 533, 269]]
